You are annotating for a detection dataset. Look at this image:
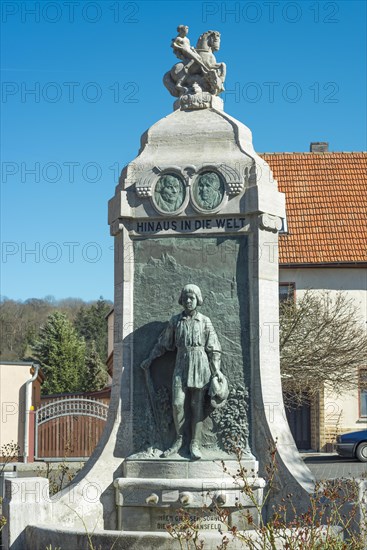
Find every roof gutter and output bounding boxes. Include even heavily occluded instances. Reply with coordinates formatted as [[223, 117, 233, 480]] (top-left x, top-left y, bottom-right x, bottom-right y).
[[24, 363, 40, 463], [280, 262, 367, 269]]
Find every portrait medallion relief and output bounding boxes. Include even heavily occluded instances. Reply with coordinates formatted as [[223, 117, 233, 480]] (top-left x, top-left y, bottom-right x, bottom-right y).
[[192, 171, 224, 211], [153, 173, 186, 213]]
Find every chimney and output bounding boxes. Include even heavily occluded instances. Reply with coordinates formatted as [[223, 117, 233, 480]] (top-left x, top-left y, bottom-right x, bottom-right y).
[[310, 142, 329, 152]]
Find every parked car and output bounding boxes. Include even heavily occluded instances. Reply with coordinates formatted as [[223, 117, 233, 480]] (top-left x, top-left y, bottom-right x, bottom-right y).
[[335, 430, 367, 462]]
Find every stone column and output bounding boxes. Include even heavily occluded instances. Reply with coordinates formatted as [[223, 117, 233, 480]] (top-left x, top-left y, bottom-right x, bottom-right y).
[[249, 214, 314, 512]]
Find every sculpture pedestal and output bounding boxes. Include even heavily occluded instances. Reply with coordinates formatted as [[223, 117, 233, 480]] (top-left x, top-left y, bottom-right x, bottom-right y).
[[115, 458, 265, 533]]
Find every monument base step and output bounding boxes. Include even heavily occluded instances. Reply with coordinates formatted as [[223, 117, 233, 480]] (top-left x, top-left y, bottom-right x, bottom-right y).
[[123, 457, 258, 478], [25, 524, 344, 550], [114, 468, 266, 531]]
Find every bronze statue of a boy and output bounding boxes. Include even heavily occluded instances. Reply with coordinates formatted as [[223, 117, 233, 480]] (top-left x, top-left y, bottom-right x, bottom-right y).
[[141, 284, 226, 460]]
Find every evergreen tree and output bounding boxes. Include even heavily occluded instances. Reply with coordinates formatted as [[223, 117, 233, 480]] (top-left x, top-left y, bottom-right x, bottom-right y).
[[83, 341, 108, 392], [32, 312, 87, 395], [74, 298, 110, 359]]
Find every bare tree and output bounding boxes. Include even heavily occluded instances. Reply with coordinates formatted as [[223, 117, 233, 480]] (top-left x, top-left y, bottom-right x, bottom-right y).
[[280, 290, 367, 406]]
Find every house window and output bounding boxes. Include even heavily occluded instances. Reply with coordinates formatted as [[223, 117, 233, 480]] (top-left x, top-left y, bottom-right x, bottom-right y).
[[279, 205, 288, 234], [279, 215, 288, 234], [279, 283, 295, 302], [359, 369, 367, 418]]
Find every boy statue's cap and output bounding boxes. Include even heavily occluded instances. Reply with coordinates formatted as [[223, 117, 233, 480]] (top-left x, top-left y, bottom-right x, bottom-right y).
[[209, 374, 229, 408]]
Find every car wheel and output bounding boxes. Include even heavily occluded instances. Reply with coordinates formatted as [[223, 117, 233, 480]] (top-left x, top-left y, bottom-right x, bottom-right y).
[[355, 442, 367, 462]]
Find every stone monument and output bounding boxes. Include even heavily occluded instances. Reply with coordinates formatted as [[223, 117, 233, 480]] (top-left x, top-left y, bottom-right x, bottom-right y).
[[3, 26, 315, 549]]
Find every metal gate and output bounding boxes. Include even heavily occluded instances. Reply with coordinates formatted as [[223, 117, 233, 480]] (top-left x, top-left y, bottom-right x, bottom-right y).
[[35, 397, 109, 460]]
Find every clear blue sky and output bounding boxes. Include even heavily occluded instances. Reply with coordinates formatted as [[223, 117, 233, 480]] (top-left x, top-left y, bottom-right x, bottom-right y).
[[1, 0, 366, 301]]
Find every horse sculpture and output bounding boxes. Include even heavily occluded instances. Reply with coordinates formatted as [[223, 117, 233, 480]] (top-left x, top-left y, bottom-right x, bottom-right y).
[[163, 29, 226, 98]]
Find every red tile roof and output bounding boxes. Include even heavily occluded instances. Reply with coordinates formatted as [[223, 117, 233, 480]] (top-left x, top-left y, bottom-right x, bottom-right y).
[[260, 153, 367, 266]]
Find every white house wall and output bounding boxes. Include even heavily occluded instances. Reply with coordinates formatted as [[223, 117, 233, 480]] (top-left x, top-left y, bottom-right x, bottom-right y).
[[279, 267, 367, 438], [0, 363, 33, 456]]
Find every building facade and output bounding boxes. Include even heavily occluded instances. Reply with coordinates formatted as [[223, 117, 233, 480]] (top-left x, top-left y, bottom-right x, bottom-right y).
[[263, 148, 367, 450], [0, 362, 43, 461]]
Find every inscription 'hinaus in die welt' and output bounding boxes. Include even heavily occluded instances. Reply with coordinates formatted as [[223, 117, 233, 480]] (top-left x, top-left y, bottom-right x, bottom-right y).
[[135, 217, 247, 233]]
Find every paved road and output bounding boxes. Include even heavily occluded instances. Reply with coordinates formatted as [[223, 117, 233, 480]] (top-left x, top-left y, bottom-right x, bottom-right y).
[[301, 453, 367, 480]]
